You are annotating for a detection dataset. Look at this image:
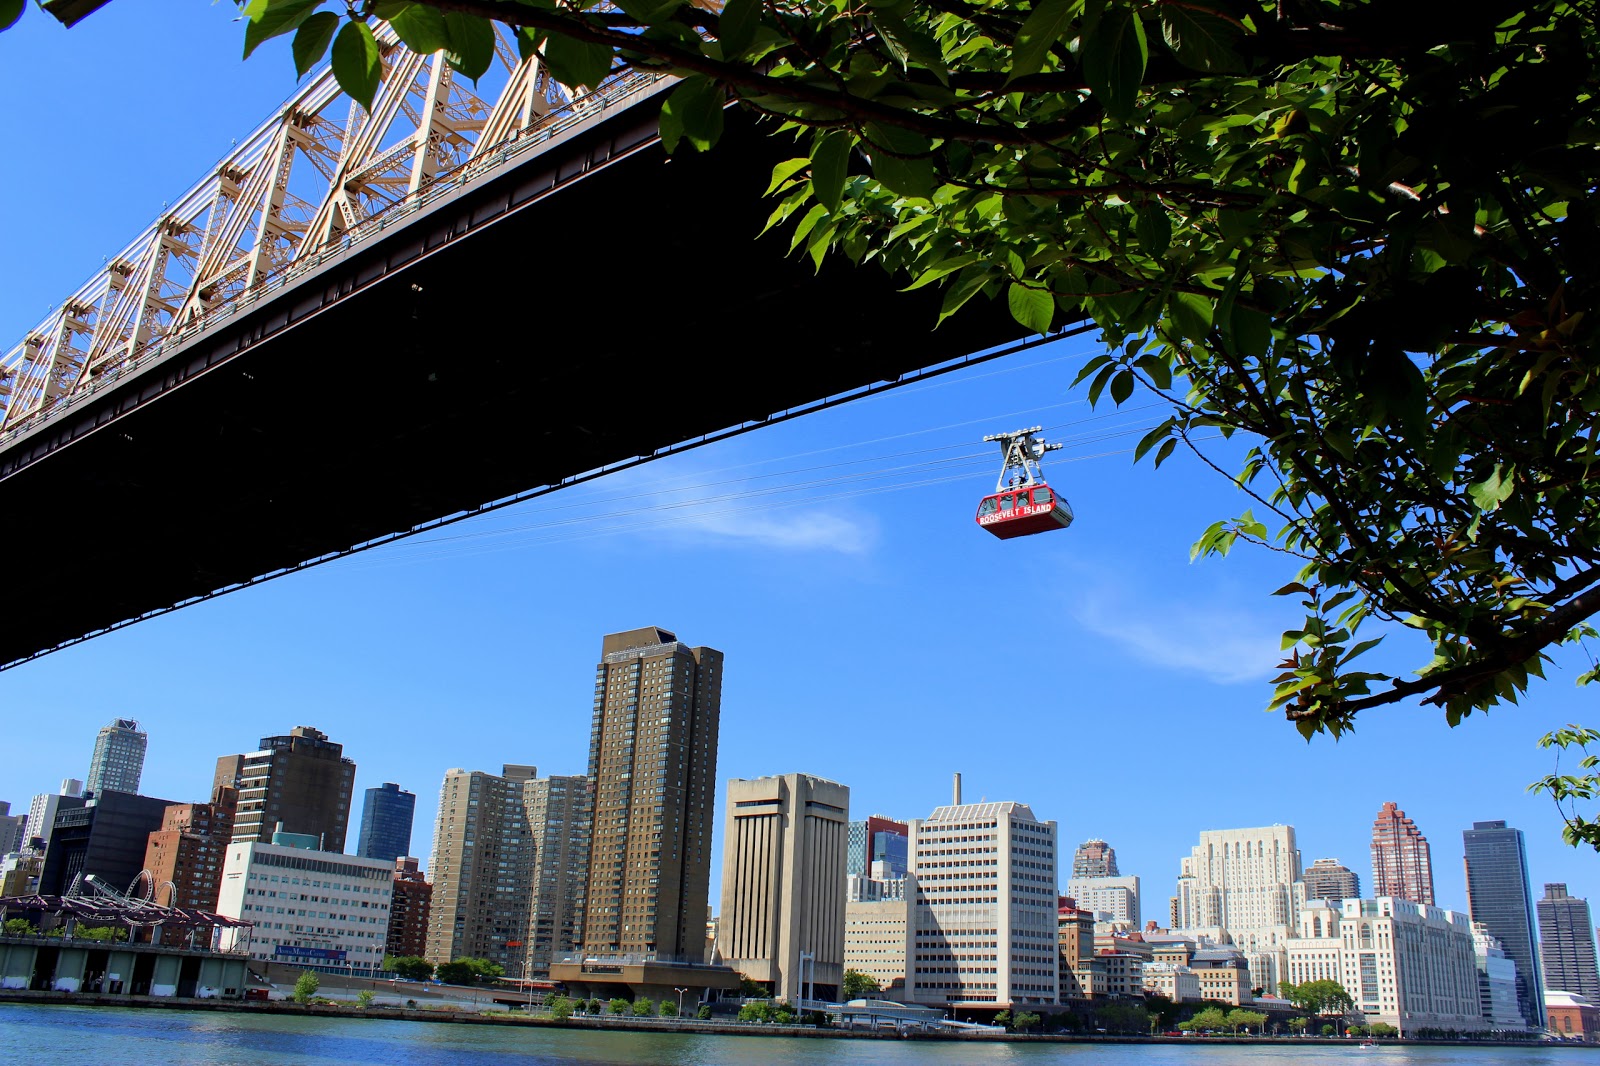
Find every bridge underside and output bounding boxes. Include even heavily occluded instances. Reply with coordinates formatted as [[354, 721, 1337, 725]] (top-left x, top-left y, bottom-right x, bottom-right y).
[[0, 103, 1027, 668]]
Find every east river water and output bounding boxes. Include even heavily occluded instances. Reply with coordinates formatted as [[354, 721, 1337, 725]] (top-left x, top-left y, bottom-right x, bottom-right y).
[[2, 1005, 1597, 1065]]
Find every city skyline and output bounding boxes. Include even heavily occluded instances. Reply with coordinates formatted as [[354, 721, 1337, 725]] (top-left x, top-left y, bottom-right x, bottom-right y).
[[1, 13, 1598, 943]]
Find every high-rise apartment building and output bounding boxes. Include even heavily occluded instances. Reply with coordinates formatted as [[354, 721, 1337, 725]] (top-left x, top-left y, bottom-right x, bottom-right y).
[[425, 764, 538, 971], [1172, 824, 1304, 993], [214, 726, 356, 851], [0, 802, 25, 855], [87, 719, 147, 795], [1072, 838, 1119, 878], [718, 773, 850, 1003], [1064, 874, 1141, 925], [24, 781, 85, 852], [847, 815, 909, 881], [424, 765, 591, 978], [1464, 819, 1544, 1027], [356, 783, 416, 863], [523, 774, 591, 977], [582, 626, 721, 960], [1539, 883, 1600, 999], [386, 857, 433, 960], [1371, 801, 1434, 905], [905, 798, 1059, 1011], [142, 786, 237, 912], [1304, 857, 1361, 904]]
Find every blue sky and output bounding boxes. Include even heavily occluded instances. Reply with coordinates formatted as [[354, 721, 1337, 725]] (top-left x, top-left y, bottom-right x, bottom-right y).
[[2, 4, 1596, 923]]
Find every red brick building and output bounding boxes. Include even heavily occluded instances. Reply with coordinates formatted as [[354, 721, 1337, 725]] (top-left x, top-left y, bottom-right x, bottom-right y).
[[386, 856, 432, 960], [142, 786, 237, 912], [1547, 991, 1600, 1042]]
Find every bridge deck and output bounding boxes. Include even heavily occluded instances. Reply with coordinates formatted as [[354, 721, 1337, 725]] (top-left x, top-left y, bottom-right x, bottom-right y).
[[0, 94, 1027, 668]]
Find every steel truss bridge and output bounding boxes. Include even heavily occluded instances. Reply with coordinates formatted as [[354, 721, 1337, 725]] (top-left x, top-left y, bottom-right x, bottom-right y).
[[0, 23, 1037, 669]]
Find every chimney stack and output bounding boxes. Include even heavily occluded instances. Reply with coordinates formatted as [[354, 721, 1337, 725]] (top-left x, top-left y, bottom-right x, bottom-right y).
[[953, 772, 963, 806]]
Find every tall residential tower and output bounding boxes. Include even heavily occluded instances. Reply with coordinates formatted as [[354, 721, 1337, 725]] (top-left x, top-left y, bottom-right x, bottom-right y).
[[1173, 825, 1304, 992], [87, 719, 147, 795], [356, 782, 416, 862], [214, 726, 356, 851], [582, 627, 722, 960], [1537, 883, 1600, 1000], [1371, 801, 1434, 905]]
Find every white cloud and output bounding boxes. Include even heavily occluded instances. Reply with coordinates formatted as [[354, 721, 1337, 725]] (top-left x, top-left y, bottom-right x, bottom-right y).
[[670, 506, 877, 554], [1073, 587, 1284, 685]]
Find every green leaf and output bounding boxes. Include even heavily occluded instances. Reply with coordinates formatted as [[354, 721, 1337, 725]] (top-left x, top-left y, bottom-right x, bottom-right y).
[[1158, 5, 1244, 73], [1468, 463, 1516, 511], [243, 0, 321, 60], [1007, 283, 1054, 335], [717, 0, 761, 58], [1109, 369, 1135, 405], [1010, 0, 1076, 82], [331, 19, 382, 109], [936, 265, 994, 327], [0, 0, 24, 32], [1081, 1, 1147, 119], [765, 157, 811, 195], [443, 13, 496, 80], [542, 29, 615, 90], [811, 132, 850, 213], [387, 3, 450, 55], [863, 123, 934, 200], [613, 0, 683, 21], [1135, 203, 1171, 257], [292, 12, 339, 77], [659, 75, 724, 153], [1169, 291, 1213, 342]]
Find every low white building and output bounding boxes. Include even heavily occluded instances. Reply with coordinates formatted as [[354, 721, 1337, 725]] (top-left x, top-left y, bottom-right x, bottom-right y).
[[216, 840, 394, 975], [1143, 960, 1202, 1002]]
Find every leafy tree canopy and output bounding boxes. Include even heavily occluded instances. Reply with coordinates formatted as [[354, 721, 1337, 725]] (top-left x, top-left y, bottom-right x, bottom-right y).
[[842, 969, 881, 1000], [17, 0, 1600, 772], [292, 969, 321, 1004], [435, 957, 504, 985], [1280, 978, 1355, 1015], [384, 956, 435, 981]]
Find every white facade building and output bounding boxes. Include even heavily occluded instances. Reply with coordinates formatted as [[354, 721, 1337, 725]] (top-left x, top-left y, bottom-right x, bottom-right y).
[[216, 840, 394, 974], [1173, 824, 1305, 992], [1143, 960, 1202, 1002], [1285, 897, 1490, 1036], [844, 895, 910, 994], [905, 800, 1058, 1010], [1066, 874, 1141, 925], [1473, 922, 1525, 1029], [24, 780, 84, 850]]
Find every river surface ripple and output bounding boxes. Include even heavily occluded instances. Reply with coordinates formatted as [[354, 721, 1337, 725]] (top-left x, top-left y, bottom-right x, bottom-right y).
[[2, 1004, 1597, 1065]]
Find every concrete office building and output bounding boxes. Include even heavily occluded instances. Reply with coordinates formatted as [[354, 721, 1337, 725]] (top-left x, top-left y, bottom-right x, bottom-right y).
[[217, 837, 394, 974], [848, 815, 909, 881], [87, 719, 147, 796], [1286, 898, 1345, 986], [1057, 898, 1095, 1001], [214, 726, 356, 851], [1172, 824, 1304, 993], [38, 790, 177, 896], [142, 786, 238, 912], [905, 791, 1059, 1011], [1072, 839, 1119, 878], [1473, 922, 1524, 1029], [845, 895, 910, 994], [1065, 874, 1141, 926], [718, 773, 849, 1003], [581, 627, 721, 960], [1539, 883, 1600, 999], [1371, 801, 1434, 905], [1303, 858, 1361, 904], [1464, 819, 1544, 1028], [356, 782, 416, 863], [386, 857, 433, 960], [24, 780, 84, 850]]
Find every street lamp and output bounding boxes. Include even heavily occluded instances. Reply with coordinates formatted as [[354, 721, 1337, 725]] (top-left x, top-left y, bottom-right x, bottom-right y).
[[674, 986, 688, 1018]]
